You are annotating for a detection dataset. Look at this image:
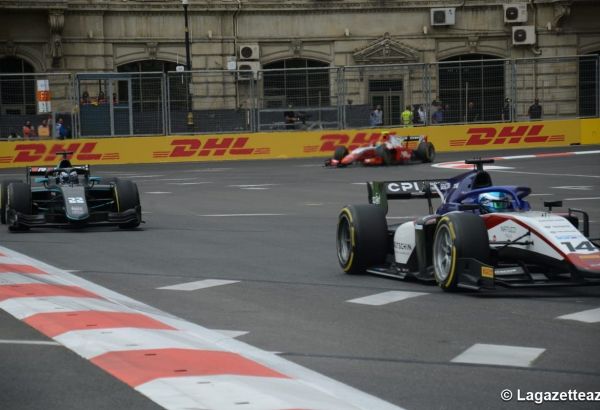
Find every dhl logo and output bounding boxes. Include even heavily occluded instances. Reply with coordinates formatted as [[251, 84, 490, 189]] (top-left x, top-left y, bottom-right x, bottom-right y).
[[450, 125, 565, 146], [153, 137, 270, 158], [0, 142, 119, 163], [307, 132, 385, 153]]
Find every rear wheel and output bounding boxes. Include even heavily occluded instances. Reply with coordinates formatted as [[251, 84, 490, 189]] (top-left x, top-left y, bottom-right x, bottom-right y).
[[432, 213, 490, 291], [1, 179, 21, 224], [333, 146, 348, 161], [416, 141, 435, 163], [113, 179, 141, 228], [337, 204, 388, 275], [6, 182, 31, 232]]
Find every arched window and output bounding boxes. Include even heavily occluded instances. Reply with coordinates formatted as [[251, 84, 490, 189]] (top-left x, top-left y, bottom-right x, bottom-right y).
[[438, 54, 505, 123], [579, 53, 599, 117], [262, 59, 330, 108], [0, 57, 35, 115]]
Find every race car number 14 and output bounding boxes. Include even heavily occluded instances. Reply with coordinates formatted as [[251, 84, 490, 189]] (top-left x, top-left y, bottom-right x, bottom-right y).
[[561, 240, 597, 252]]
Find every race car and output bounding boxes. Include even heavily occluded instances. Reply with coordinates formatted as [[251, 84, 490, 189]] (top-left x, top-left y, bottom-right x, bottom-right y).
[[325, 132, 435, 167], [336, 158, 600, 290], [0, 151, 142, 231]]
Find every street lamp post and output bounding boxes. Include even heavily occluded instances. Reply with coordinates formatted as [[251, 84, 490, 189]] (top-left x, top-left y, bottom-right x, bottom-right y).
[[182, 0, 193, 127]]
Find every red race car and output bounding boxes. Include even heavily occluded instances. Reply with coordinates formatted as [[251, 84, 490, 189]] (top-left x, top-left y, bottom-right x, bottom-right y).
[[325, 132, 435, 167]]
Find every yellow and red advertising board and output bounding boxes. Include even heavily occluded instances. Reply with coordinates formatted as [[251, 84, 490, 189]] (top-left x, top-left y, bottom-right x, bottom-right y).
[[0, 119, 595, 169]]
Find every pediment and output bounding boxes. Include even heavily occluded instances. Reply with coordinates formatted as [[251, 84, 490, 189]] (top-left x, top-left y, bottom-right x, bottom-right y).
[[353, 32, 418, 64]]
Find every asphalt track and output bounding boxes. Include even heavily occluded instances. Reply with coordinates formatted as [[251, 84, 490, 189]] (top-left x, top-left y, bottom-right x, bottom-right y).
[[1, 145, 599, 410]]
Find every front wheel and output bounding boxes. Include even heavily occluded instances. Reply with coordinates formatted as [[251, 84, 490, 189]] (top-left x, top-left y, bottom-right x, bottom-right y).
[[375, 145, 393, 165], [337, 204, 388, 275], [333, 146, 348, 161], [6, 182, 31, 232], [432, 213, 490, 291], [113, 179, 142, 228], [1, 179, 22, 224]]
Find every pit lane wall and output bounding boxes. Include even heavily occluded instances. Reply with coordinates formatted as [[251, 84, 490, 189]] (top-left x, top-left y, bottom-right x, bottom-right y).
[[0, 118, 599, 168]]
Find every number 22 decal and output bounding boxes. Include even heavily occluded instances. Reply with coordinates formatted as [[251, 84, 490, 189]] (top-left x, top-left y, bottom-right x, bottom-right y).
[[68, 197, 84, 204]]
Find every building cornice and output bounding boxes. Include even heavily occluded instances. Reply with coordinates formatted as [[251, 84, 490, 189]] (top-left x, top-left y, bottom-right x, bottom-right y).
[[0, 0, 564, 13]]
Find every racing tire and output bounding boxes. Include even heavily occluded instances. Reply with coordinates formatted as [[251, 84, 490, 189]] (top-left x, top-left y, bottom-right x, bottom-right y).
[[375, 145, 393, 165], [416, 141, 435, 163], [333, 146, 348, 161], [337, 204, 388, 275], [432, 213, 490, 291], [1, 179, 22, 224], [113, 179, 142, 229], [6, 182, 31, 232]]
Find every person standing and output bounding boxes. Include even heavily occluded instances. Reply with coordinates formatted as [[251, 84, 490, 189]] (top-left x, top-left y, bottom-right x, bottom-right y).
[[466, 101, 479, 123], [528, 98, 542, 120], [37, 119, 50, 139], [283, 105, 297, 130], [369, 105, 383, 126], [401, 105, 413, 126], [418, 105, 427, 125], [502, 98, 512, 122], [22, 121, 34, 139], [432, 104, 444, 124], [56, 117, 69, 139]]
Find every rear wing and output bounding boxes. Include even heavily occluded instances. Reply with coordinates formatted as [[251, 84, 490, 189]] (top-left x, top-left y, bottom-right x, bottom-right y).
[[367, 179, 453, 214]]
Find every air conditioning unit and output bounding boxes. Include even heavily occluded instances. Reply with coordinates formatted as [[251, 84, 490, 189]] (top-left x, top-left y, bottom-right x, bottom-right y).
[[238, 44, 260, 60], [512, 25, 536, 45], [237, 61, 260, 81], [504, 3, 528, 23], [430, 8, 455, 26]]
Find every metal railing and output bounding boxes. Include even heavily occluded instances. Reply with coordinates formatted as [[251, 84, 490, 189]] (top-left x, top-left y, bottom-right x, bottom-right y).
[[0, 55, 597, 139]]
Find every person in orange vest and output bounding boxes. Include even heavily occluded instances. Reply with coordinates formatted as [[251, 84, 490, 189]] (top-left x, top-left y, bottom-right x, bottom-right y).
[[401, 105, 413, 126]]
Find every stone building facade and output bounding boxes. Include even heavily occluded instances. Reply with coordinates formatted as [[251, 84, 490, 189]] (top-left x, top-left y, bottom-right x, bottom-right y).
[[0, 0, 599, 134]]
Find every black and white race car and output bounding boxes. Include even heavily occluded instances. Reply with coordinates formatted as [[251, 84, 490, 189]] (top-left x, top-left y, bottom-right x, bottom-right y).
[[336, 159, 600, 290], [0, 151, 142, 231]]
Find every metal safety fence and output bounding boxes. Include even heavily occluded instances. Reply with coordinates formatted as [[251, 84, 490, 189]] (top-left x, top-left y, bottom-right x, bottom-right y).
[[0, 72, 75, 139], [0, 55, 598, 139]]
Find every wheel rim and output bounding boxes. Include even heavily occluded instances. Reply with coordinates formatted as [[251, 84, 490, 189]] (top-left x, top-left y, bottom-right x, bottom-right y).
[[433, 224, 453, 282], [337, 215, 352, 265]]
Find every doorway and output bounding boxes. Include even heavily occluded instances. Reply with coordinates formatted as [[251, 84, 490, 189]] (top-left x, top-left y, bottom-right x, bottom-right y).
[[369, 79, 403, 126]]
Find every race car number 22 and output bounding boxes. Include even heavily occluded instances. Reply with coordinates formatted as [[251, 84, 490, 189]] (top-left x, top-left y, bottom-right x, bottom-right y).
[[68, 197, 85, 204]]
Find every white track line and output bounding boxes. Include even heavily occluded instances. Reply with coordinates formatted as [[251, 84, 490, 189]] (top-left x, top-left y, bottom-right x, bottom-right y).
[[157, 279, 239, 291], [347, 291, 428, 306], [551, 186, 593, 190], [557, 308, 600, 323], [167, 182, 212, 186], [451, 344, 545, 368], [0, 339, 61, 346], [229, 184, 278, 188], [195, 213, 287, 217]]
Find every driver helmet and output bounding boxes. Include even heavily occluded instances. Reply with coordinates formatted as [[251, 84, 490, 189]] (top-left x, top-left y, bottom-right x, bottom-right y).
[[58, 171, 69, 184], [69, 170, 78, 184], [478, 191, 513, 213]]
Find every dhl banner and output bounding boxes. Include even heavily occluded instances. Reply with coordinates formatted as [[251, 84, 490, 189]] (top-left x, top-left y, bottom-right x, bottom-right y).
[[581, 118, 600, 145], [0, 119, 595, 169]]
